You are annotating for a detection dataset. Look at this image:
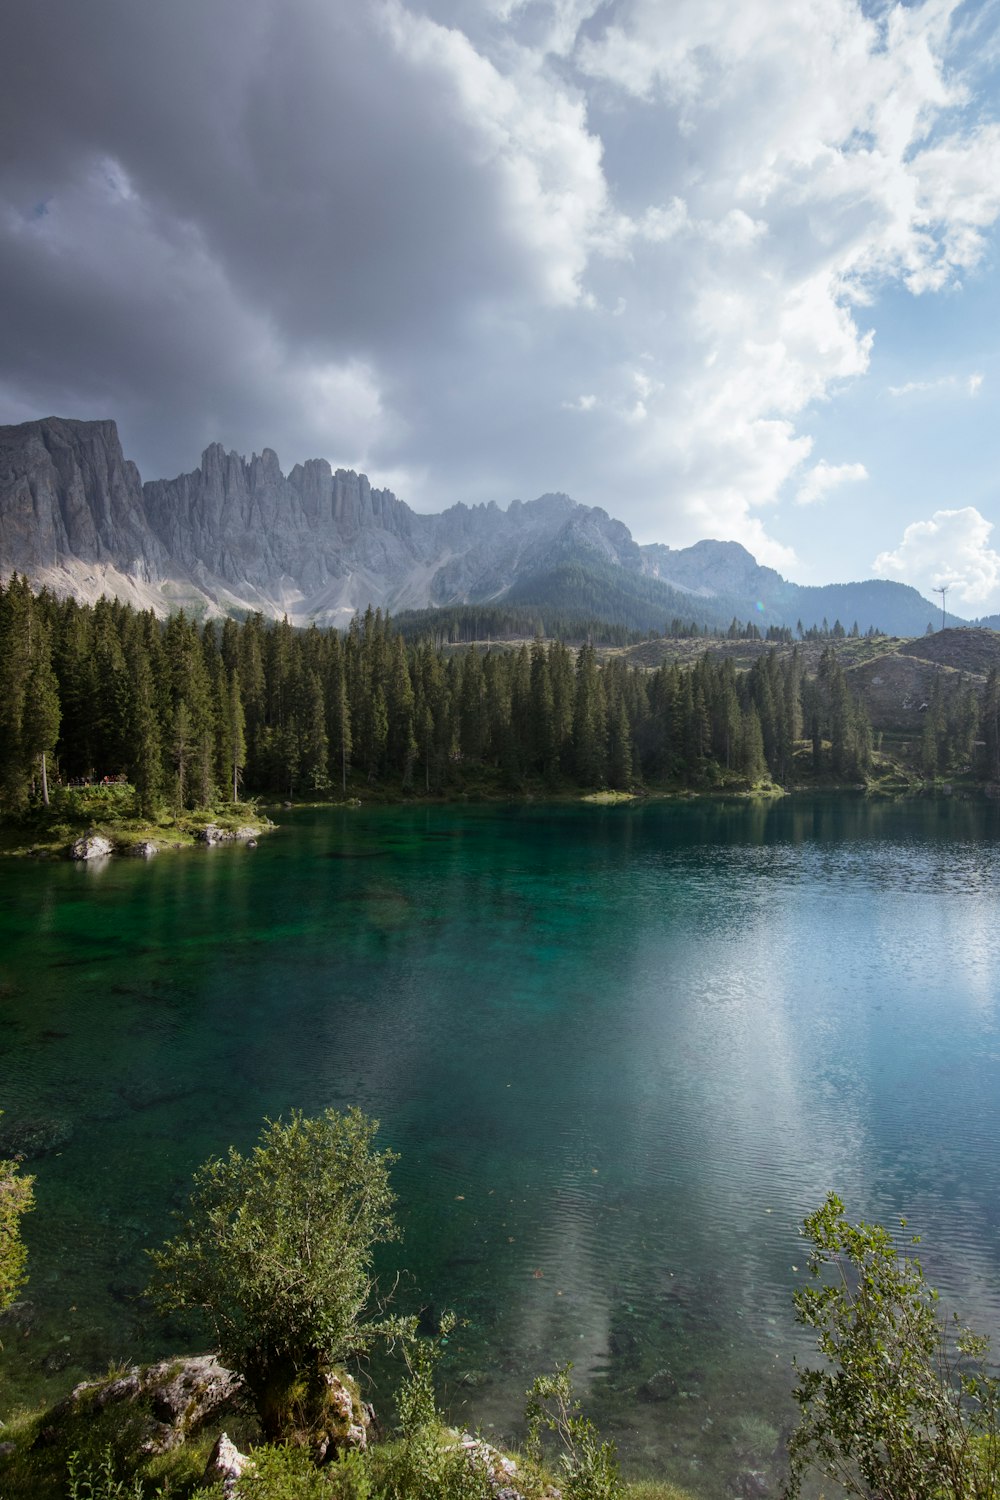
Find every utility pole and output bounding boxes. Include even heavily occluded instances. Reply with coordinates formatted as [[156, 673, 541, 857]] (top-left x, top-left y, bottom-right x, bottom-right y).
[[933, 585, 949, 632]]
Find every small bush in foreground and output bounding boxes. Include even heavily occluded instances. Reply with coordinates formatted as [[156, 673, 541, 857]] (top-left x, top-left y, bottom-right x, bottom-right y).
[[147, 1108, 413, 1444], [785, 1192, 1000, 1500], [526, 1365, 622, 1500], [66, 1448, 145, 1500]]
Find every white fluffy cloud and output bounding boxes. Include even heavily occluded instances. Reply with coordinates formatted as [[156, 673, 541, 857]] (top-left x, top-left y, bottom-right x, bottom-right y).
[[873, 508, 1000, 610], [564, 0, 1000, 545], [795, 460, 868, 506]]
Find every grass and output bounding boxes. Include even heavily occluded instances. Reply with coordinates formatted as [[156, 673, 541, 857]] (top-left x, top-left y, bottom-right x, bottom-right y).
[[0, 1392, 704, 1500], [0, 786, 270, 859]]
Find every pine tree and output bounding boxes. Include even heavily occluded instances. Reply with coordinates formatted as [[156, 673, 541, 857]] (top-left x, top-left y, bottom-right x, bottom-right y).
[[228, 671, 247, 802], [23, 650, 61, 807], [124, 628, 162, 817]]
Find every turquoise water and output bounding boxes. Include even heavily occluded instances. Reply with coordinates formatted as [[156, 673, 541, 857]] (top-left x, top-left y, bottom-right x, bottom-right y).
[[2, 796, 1000, 1493]]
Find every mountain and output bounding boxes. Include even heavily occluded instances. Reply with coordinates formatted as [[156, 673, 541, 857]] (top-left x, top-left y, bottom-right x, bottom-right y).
[[0, 415, 974, 638], [643, 539, 963, 638]]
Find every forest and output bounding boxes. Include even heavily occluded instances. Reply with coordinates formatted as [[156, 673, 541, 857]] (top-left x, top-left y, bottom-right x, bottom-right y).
[[1, 572, 996, 818]]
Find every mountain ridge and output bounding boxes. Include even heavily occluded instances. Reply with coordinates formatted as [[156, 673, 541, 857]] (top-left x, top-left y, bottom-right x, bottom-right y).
[[0, 415, 972, 637]]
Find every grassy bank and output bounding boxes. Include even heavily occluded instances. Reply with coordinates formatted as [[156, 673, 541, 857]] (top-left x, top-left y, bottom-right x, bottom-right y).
[[0, 783, 271, 859], [0, 1365, 697, 1500]]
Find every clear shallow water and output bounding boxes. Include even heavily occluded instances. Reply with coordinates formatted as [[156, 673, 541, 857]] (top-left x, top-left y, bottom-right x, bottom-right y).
[[2, 795, 1000, 1494]]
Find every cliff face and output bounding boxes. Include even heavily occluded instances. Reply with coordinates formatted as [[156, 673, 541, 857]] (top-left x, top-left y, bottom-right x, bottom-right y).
[[0, 417, 165, 579], [0, 418, 593, 622], [0, 415, 961, 636]]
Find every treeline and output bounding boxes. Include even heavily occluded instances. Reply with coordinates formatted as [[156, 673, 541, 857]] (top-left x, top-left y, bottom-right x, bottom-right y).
[[0, 576, 887, 815], [395, 601, 884, 648]]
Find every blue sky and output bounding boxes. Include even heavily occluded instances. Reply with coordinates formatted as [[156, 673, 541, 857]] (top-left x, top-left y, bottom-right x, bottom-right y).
[[1, 0, 999, 613]]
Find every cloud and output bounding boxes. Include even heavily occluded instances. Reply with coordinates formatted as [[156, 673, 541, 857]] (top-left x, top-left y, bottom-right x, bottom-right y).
[[873, 507, 1000, 609], [0, 0, 997, 569], [888, 372, 985, 397], [795, 459, 868, 506]]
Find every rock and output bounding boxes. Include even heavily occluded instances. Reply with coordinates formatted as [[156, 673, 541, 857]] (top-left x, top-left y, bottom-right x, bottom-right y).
[[71, 833, 114, 861], [0, 1299, 34, 1332], [730, 1468, 771, 1498], [315, 1369, 371, 1458], [459, 1434, 531, 1500], [131, 841, 159, 857], [0, 1441, 17, 1459], [41, 1347, 74, 1375], [639, 1367, 679, 1402], [0, 1115, 73, 1159], [203, 1432, 253, 1498], [39, 1355, 244, 1455], [256, 1366, 373, 1462], [196, 824, 261, 845]]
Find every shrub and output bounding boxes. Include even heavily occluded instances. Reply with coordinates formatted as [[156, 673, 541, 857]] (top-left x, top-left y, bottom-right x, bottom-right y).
[[0, 1115, 35, 1313], [785, 1192, 1000, 1499], [147, 1108, 413, 1442], [526, 1365, 622, 1500], [66, 1449, 144, 1500]]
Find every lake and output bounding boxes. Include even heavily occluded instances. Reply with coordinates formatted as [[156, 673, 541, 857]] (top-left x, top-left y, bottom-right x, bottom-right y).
[[2, 795, 1000, 1495]]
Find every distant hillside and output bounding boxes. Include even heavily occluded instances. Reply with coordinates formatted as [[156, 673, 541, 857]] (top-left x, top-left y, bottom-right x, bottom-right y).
[[619, 626, 1000, 739]]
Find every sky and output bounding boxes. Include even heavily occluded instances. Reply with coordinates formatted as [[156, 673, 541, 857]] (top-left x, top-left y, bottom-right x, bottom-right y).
[[2, 0, 1000, 613]]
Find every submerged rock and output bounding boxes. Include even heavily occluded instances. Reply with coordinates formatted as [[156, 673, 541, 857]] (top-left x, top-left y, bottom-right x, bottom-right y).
[[730, 1467, 772, 1498], [0, 1115, 73, 1160], [639, 1367, 679, 1402]]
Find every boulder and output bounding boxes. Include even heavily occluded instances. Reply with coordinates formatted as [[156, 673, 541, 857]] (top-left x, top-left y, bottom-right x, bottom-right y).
[[39, 1355, 244, 1455], [203, 1432, 253, 1498], [196, 824, 227, 845], [316, 1370, 372, 1458], [71, 833, 113, 861], [458, 1433, 562, 1500], [131, 841, 159, 858], [196, 824, 262, 845], [638, 1366, 679, 1402], [730, 1468, 771, 1498]]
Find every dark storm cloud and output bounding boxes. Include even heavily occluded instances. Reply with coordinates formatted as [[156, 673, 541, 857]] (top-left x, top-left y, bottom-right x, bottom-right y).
[[0, 0, 577, 479]]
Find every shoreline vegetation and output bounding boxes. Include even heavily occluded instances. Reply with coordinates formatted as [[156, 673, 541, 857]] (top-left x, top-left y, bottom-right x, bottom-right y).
[[3, 1112, 998, 1500], [3, 573, 998, 857], [0, 771, 984, 861]]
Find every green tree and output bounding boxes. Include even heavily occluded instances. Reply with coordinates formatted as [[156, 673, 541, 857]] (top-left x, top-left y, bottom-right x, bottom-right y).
[[227, 670, 247, 802], [785, 1193, 1000, 1500], [147, 1108, 411, 1444], [23, 650, 61, 807]]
